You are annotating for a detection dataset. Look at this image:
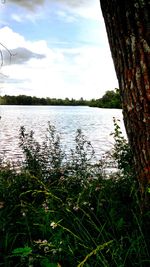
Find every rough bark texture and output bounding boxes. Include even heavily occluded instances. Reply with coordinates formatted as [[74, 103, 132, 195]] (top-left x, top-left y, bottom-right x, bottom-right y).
[[99, 0, 150, 202]]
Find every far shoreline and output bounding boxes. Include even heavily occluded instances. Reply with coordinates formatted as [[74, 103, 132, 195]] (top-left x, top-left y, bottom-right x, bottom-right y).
[[0, 90, 122, 109]]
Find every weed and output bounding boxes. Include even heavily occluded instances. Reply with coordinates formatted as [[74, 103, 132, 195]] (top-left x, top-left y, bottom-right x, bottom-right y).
[[0, 121, 149, 266]]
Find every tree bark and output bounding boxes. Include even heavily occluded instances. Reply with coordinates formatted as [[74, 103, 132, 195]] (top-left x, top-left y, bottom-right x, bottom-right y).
[[99, 0, 150, 202]]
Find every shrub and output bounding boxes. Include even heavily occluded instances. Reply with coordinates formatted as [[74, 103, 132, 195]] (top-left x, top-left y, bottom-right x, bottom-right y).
[[0, 122, 149, 266]]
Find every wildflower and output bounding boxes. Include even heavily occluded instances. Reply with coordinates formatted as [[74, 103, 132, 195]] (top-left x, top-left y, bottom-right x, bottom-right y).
[[42, 240, 47, 244], [73, 205, 79, 211], [42, 202, 49, 212], [50, 222, 57, 229]]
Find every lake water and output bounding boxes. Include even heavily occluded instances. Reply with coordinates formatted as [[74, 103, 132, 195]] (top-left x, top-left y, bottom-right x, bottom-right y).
[[0, 105, 126, 162]]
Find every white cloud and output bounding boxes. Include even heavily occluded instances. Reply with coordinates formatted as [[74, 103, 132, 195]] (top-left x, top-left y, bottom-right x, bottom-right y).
[[11, 14, 23, 22], [0, 26, 118, 99], [56, 10, 77, 23], [0, 27, 26, 49], [4, 0, 101, 21], [62, 0, 101, 21], [0, 26, 51, 56], [10, 11, 44, 24]]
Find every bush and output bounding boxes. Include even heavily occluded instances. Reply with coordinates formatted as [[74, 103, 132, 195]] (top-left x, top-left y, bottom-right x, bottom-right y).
[[0, 122, 149, 266]]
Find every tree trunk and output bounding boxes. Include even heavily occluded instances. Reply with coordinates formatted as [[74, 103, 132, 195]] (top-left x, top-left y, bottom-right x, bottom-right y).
[[99, 0, 150, 203]]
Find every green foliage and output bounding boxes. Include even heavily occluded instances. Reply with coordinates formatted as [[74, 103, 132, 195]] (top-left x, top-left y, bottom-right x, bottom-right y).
[[0, 122, 149, 266], [110, 117, 135, 178], [19, 123, 65, 181], [0, 95, 88, 106], [12, 246, 32, 257], [40, 259, 58, 267], [0, 89, 121, 108], [89, 88, 121, 109]]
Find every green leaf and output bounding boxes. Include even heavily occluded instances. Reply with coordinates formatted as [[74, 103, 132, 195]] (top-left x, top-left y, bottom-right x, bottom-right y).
[[12, 246, 32, 257], [147, 187, 150, 193], [41, 258, 58, 267]]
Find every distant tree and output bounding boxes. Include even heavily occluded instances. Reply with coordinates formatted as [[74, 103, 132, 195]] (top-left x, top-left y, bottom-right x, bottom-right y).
[[100, 88, 121, 108], [89, 88, 121, 108]]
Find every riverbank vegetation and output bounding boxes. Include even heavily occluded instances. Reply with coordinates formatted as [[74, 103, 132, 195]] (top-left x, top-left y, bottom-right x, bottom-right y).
[[0, 89, 121, 108], [89, 89, 121, 109], [0, 95, 88, 106], [0, 120, 149, 266]]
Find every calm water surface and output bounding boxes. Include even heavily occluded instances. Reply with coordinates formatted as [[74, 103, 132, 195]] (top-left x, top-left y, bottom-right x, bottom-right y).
[[0, 105, 126, 162]]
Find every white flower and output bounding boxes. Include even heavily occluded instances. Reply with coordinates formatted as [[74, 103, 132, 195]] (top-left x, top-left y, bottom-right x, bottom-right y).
[[42, 240, 47, 243], [50, 222, 57, 229], [73, 206, 79, 211]]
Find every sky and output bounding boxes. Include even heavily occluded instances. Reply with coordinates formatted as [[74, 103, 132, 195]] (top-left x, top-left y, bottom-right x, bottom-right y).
[[0, 0, 118, 99]]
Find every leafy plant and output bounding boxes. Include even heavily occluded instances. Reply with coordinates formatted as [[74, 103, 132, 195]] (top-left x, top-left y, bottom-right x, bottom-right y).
[[110, 118, 133, 175], [0, 122, 149, 267], [12, 246, 32, 257]]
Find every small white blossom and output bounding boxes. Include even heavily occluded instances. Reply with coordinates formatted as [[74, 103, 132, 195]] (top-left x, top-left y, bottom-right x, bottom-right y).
[[50, 222, 57, 229], [42, 240, 47, 243], [73, 206, 79, 211]]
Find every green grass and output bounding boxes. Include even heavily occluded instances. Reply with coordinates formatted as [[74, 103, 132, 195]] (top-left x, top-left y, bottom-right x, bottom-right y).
[[0, 121, 149, 266]]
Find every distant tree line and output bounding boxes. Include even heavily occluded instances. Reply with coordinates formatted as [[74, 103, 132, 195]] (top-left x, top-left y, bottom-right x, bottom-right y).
[[0, 89, 121, 108], [0, 95, 88, 106]]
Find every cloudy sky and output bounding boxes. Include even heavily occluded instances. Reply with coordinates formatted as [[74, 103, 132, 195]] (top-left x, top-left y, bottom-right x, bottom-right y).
[[0, 0, 118, 99]]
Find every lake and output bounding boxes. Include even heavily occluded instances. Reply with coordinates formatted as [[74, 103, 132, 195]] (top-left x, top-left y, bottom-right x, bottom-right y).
[[0, 105, 126, 162]]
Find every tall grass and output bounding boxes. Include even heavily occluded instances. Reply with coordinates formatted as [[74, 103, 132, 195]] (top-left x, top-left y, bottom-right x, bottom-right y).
[[0, 121, 149, 266]]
